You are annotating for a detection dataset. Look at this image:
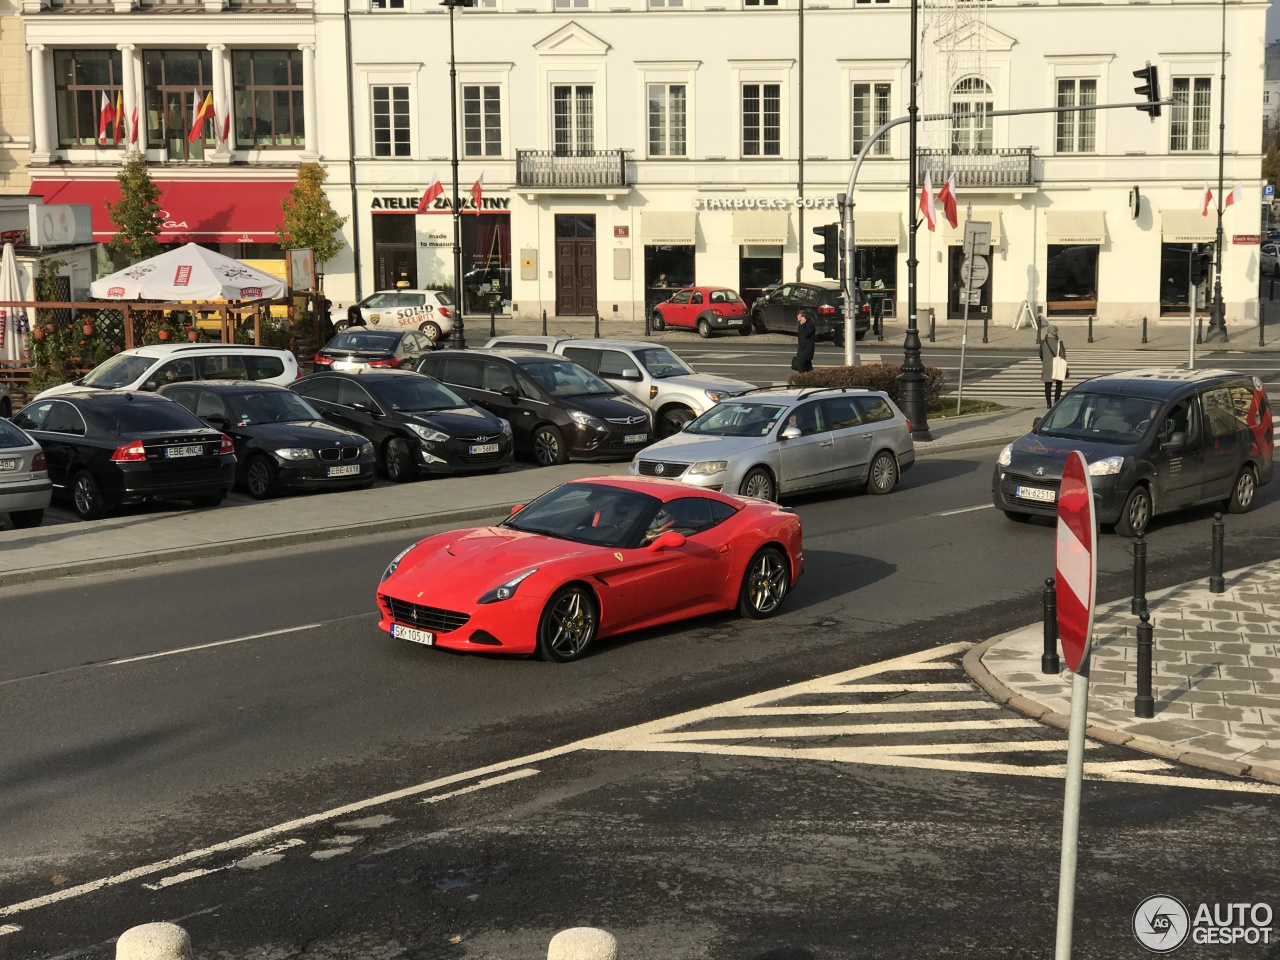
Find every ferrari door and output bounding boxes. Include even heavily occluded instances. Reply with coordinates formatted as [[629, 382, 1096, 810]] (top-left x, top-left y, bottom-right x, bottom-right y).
[[615, 497, 732, 625]]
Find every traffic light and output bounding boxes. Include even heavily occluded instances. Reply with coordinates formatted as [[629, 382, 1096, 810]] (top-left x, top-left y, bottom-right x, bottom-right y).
[[1191, 248, 1213, 285], [1133, 63, 1161, 118], [812, 222, 839, 280]]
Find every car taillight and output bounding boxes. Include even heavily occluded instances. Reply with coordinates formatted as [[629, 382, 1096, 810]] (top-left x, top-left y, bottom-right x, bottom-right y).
[[367, 358, 401, 368], [818, 304, 837, 315], [110, 440, 147, 462], [313, 354, 332, 366], [32, 451, 47, 471], [860, 303, 871, 315], [438, 307, 451, 318], [906, 420, 913, 434], [219, 434, 235, 455]]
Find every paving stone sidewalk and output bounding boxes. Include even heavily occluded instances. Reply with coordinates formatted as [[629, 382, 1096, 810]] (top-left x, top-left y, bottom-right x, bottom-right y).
[[967, 561, 1280, 784]]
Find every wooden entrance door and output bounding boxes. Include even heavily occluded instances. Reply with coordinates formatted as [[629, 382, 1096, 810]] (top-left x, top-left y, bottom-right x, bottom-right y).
[[555, 215, 596, 316]]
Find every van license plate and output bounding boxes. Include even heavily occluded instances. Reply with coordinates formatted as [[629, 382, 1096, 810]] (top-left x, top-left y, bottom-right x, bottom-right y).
[[165, 445, 203, 458], [392, 624, 434, 646], [1015, 485, 1056, 503], [470, 443, 500, 455], [327, 464, 361, 477], [625, 433, 648, 444]]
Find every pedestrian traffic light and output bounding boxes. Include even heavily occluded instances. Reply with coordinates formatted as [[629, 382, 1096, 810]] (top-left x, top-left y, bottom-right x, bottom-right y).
[[812, 222, 839, 280], [1133, 63, 1161, 118]]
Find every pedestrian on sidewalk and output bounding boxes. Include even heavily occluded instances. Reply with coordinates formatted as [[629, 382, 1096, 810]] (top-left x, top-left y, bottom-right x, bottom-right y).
[[792, 309, 816, 374], [1040, 324, 1068, 408]]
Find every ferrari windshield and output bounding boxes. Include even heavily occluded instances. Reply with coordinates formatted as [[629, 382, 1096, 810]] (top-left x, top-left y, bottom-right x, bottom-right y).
[[685, 402, 787, 437], [504, 482, 661, 548], [1037, 392, 1163, 444]]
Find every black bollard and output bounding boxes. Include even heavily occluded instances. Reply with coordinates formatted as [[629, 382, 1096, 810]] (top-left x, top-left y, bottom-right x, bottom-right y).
[[1087, 314, 1094, 344], [644, 307, 651, 338], [982, 309, 989, 344], [1209, 512, 1226, 594], [594, 312, 600, 338], [1134, 611, 1155, 719], [488, 309, 496, 339], [541, 309, 548, 336], [1196, 316, 1203, 344], [928, 309, 936, 343], [1131, 530, 1148, 615], [1261, 301, 1267, 348], [1042, 577, 1060, 674], [1141, 314, 1148, 344], [876, 301, 885, 341]]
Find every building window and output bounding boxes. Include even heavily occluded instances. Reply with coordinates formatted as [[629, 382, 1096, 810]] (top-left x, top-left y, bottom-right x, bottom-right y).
[[553, 85, 594, 156], [372, 85, 411, 157], [1046, 245, 1099, 315], [554, 0, 589, 8], [231, 50, 304, 149], [950, 76, 992, 155], [648, 83, 687, 158], [1170, 77, 1212, 152], [744, 0, 779, 5], [1054, 78, 1097, 154], [462, 85, 501, 157], [650, 0, 684, 6], [851, 82, 891, 157], [54, 50, 124, 148], [371, 0, 405, 8], [143, 50, 215, 160], [742, 82, 781, 157]]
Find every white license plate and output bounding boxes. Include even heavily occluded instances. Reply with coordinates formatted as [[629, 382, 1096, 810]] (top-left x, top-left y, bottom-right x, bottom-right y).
[[726, 317, 742, 325], [327, 464, 361, 477], [392, 624, 434, 646], [0, 458, 16, 472], [1015, 485, 1057, 503], [333, 361, 363, 372], [165, 445, 203, 458], [624, 433, 648, 444], [470, 443, 500, 455]]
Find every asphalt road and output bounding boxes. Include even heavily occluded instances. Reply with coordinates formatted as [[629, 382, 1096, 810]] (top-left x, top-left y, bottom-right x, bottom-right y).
[[3, 442, 1279, 958]]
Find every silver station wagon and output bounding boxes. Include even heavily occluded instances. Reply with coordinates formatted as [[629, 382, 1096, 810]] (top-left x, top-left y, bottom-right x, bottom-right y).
[[630, 387, 915, 502]]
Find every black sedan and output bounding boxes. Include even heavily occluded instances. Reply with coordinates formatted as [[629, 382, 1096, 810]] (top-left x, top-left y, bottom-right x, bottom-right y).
[[11, 391, 235, 520], [290, 370, 514, 482], [158, 382, 377, 499], [312, 329, 435, 373]]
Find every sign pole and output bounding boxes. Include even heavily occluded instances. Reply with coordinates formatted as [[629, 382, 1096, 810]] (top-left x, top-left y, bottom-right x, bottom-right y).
[[956, 203, 974, 415], [1051, 450, 1098, 960]]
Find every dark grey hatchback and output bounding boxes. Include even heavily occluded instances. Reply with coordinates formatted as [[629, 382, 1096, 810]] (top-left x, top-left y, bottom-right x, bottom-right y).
[[993, 369, 1273, 536]]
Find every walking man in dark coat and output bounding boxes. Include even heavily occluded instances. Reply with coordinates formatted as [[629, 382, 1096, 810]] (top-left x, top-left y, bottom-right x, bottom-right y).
[[792, 309, 816, 373]]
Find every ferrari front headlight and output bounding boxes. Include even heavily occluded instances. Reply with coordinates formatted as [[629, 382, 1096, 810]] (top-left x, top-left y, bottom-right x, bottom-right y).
[[381, 543, 416, 582], [478, 569, 539, 604]]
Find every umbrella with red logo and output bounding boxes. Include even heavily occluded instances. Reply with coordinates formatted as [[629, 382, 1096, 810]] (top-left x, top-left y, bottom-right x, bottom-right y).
[[89, 242, 287, 302]]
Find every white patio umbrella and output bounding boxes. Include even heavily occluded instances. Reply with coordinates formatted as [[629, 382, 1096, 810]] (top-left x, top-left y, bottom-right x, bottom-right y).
[[0, 243, 27, 363], [90, 242, 287, 302]]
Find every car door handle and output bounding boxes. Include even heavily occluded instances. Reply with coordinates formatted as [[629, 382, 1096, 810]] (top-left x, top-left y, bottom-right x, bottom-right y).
[[821, 440, 834, 448], [718, 544, 730, 554], [861, 434, 872, 441]]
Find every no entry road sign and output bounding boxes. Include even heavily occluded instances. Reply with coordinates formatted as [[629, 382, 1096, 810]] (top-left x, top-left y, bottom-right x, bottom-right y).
[[1056, 450, 1097, 674]]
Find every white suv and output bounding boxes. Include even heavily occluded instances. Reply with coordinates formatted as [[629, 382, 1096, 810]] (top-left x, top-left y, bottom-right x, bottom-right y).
[[33, 343, 299, 400], [340, 289, 455, 342]]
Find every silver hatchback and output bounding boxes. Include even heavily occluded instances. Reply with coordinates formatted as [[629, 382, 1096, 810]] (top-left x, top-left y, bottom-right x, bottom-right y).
[[0, 416, 51, 529], [630, 388, 915, 502]]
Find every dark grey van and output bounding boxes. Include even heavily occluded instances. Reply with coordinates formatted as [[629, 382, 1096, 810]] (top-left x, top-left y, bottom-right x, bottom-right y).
[[993, 369, 1273, 535]]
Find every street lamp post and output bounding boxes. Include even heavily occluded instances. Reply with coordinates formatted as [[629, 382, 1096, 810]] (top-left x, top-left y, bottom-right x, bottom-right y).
[[900, 0, 932, 440], [442, 0, 472, 348], [1205, 0, 1229, 342]]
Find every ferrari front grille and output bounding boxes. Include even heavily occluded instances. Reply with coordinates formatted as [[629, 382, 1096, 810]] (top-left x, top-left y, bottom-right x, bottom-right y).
[[383, 597, 471, 634]]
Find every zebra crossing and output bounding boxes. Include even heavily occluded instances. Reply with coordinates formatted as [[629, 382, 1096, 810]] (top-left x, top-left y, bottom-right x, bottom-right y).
[[963, 350, 1188, 403]]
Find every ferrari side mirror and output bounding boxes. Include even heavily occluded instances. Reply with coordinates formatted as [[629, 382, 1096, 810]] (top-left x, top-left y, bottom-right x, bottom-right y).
[[647, 530, 686, 552]]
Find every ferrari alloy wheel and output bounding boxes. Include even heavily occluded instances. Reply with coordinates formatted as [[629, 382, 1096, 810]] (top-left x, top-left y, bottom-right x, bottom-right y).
[[246, 455, 279, 500], [738, 547, 790, 619], [72, 470, 106, 521], [739, 467, 776, 502], [532, 425, 568, 466], [419, 320, 443, 342], [1228, 466, 1257, 514], [385, 438, 415, 483], [651, 310, 666, 331], [537, 585, 598, 662], [865, 450, 898, 495]]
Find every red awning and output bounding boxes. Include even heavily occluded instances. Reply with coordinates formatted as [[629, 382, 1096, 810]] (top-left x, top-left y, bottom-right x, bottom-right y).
[[29, 178, 295, 244]]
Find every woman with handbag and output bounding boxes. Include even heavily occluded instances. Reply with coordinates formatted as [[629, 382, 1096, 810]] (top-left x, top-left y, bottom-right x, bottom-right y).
[[1040, 325, 1068, 408]]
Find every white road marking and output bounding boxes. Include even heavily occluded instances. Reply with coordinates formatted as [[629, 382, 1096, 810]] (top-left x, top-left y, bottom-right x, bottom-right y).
[[935, 504, 994, 517], [0, 925, 21, 936], [5, 643, 1277, 924], [420, 768, 539, 804], [109, 624, 326, 666], [742, 700, 999, 715], [141, 839, 305, 891]]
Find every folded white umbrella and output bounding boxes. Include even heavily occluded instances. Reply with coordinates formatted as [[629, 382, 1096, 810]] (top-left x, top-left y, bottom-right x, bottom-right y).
[[0, 242, 26, 363], [90, 242, 287, 302]]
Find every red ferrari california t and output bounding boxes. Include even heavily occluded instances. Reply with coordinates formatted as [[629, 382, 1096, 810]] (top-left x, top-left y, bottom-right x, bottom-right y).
[[376, 476, 803, 662]]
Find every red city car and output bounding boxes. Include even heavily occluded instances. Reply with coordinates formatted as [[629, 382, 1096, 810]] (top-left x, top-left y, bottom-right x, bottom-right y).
[[376, 476, 803, 662], [651, 286, 750, 339]]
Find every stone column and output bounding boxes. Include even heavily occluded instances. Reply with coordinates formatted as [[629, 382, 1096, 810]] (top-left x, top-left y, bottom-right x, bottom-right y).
[[28, 44, 54, 163], [300, 43, 318, 160], [117, 44, 138, 157], [208, 44, 230, 162]]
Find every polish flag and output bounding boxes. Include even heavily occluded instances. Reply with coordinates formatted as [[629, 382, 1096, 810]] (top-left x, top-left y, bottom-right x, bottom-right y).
[[220, 108, 231, 145], [919, 170, 936, 232], [187, 91, 214, 144], [469, 173, 484, 212], [416, 174, 443, 214], [937, 174, 959, 229], [1223, 183, 1241, 211], [1200, 182, 1214, 217], [130, 106, 139, 145], [98, 92, 114, 146], [112, 92, 124, 145]]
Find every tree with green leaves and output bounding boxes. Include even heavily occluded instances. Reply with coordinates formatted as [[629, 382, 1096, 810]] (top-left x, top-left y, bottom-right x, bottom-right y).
[[278, 163, 348, 273], [1263, 146, 1280, 191], [106, 153, 163, 263]]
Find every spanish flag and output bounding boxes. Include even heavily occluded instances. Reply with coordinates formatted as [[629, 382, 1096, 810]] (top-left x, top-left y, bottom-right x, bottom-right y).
[[113, 92, 124, 145], [187, 90, 214, 144]]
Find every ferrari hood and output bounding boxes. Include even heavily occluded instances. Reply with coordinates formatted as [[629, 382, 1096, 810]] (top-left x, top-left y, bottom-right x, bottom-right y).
[[387, 525, 588, 600]]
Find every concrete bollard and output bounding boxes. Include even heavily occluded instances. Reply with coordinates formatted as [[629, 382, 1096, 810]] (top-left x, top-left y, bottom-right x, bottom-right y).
[[116, 923, 193, 960], [548, 927, 618, 960]]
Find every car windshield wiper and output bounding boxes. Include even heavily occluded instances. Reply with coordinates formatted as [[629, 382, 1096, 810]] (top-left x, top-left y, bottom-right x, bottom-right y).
[[510, 524, 568, 540]]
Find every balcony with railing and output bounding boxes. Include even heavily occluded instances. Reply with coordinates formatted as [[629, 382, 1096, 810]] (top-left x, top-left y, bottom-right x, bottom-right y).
[[917, 147, 1039, 190], [515, 149, 631, 190]]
